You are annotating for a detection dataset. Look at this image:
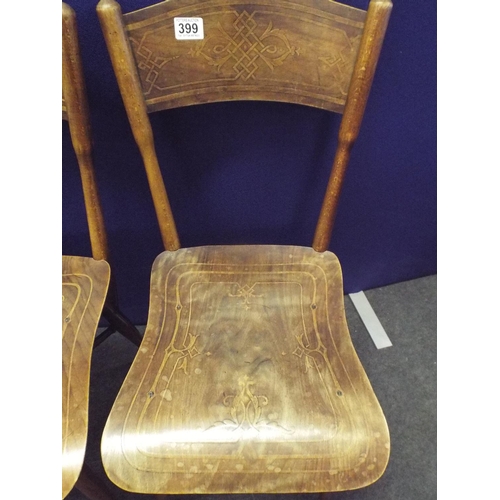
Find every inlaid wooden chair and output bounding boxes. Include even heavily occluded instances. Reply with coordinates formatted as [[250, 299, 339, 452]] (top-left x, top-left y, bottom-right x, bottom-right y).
[[62, 3, 142, 498], [97, 0, 392, 494]]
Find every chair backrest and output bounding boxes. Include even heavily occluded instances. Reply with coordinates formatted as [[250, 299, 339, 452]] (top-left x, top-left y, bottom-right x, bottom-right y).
[[97, 0, 392, 252], [63, 3, 109, 261]]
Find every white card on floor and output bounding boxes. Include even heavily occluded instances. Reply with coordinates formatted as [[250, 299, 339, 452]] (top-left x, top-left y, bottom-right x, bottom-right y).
[[349, 291, 393, 349], [174, 18, 204, 40]]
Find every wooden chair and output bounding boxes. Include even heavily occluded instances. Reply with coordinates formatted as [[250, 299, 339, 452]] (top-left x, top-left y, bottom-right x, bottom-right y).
[[97, 0, 392, 494], [62, 3, 143, 498]]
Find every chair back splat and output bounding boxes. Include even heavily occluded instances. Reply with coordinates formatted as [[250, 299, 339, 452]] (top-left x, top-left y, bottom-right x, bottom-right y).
[[97, 0, 393, 495], [97, 0, 392, 252]]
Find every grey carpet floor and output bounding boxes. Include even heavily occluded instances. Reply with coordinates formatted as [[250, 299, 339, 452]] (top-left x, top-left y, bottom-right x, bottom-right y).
[[67, 274, 436, 500]]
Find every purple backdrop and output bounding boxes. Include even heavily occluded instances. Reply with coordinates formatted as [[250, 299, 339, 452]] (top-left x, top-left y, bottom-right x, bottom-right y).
[[62, 0, 437, 324]]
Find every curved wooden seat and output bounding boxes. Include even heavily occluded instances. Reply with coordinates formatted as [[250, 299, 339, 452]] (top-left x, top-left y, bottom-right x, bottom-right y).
[[97, 0, 393, 494], [62, 256, 110, 498], [102, 245, 389, 493]]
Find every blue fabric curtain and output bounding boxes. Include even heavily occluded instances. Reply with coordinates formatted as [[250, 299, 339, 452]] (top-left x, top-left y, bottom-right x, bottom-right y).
[[62, 0, 437, 323]]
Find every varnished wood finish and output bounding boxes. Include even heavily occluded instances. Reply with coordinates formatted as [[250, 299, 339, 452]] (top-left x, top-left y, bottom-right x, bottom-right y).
[[62, 256, 110, 498], [63, 5, 142, 497], [63, 3, 143, 347], [63, 3, 109, 262], [122, 0, 366, 113], [99, 0, 391, 252], [97, 0, 180, 252], [101, 245, 389, 493], [97, 0, 392, 493], [313, 0, 392, 251]]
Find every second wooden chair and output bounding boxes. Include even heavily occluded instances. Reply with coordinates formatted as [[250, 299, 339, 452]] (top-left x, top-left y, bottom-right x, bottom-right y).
[[62, 3, 142, 498]]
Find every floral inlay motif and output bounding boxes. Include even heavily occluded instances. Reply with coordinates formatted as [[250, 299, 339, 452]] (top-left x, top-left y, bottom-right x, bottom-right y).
[[209, 375, 291, 433], [229, 283, 263, 310]]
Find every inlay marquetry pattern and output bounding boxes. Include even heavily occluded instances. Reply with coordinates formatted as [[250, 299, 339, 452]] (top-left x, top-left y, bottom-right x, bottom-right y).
[[129, 37, 180, 95], [62, 256, 110, 498], [318, 33, 362, 97], [124, 0, 367, 112], [209, 374, 292, 434], [228, 283, 263, 310], [102, 245, 389, 493], [187, 10, 298, 81], [98, 0, 393, 492]]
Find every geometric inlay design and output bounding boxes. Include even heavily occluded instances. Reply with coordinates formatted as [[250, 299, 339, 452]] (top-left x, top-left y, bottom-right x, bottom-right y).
[[229, 283, 263, 310], [130, 37, 180, 95], [124, 0, 367, 112], [318, 33, 362, 97], [188, 10, 298, 81]]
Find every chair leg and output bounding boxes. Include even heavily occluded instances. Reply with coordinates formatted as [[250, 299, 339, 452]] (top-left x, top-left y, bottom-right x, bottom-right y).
[[94, 326, 116, 348], [75, 463, 115, 500], [102, 301, 143, 347]]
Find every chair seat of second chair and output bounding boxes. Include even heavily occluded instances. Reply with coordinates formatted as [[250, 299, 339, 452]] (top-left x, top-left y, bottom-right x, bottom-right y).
[[101, 245, 389, 494], [62, 255, 110, 498]]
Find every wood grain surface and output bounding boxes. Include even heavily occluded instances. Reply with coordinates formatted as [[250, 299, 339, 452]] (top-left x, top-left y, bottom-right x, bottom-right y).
[[97, 0, 392, 493], [98, 0, 181, 252], [63, 2, 109, 262], [313, 0, 392, 251], [62, 256, 111, 498], [101, 245, 389, 493], [63, 5, 115, 497], [122, 0, 366, 113], [98, 0, 391, 253]]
